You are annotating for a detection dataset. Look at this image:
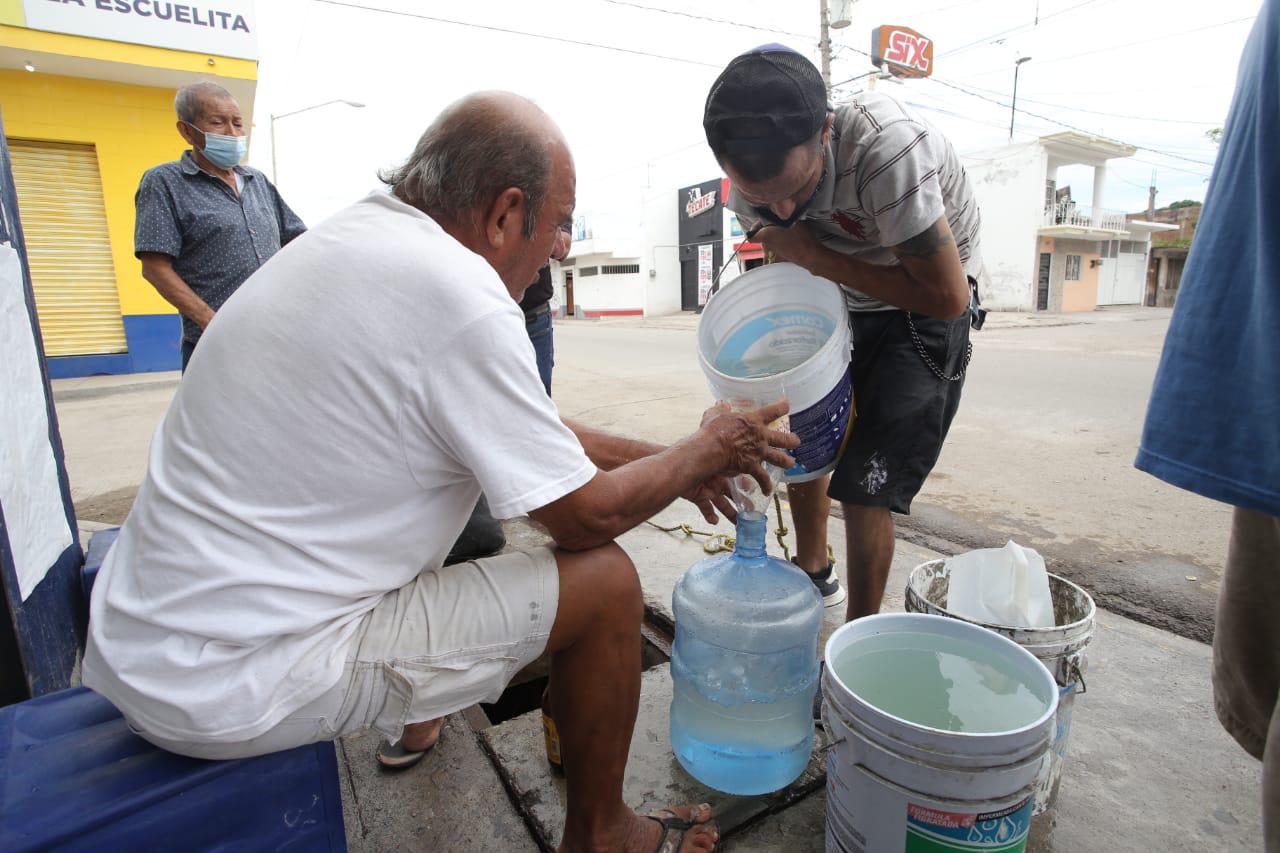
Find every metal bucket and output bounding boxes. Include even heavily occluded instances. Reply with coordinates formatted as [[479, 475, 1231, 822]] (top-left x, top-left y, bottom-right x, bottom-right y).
[[905, 560, 1096, 814]]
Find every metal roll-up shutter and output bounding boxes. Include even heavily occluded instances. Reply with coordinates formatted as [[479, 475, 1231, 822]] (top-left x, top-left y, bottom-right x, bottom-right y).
[[8, 139, 128, 356]]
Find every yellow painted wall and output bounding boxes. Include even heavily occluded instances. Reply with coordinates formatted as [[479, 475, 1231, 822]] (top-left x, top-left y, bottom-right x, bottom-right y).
[[2, 70, 191, 316], [0, 25, 257, 80], [0, 21, 256, 320], [1061, 252, 1101, 313]]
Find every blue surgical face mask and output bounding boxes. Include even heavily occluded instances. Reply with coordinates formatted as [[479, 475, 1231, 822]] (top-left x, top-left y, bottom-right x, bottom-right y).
[[202, 132, 247, 169], [187, 122, 246, 169]]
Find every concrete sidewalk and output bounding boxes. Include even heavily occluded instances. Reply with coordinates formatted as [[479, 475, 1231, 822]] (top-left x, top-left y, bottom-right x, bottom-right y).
[[51, 369, 179, 402], [336, 503, 1263, 851], [573, 305, 1172, 334]]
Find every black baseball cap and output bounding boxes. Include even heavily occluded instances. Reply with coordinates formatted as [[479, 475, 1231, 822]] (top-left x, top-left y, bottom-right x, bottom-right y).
[[704, 44, 830, 157]]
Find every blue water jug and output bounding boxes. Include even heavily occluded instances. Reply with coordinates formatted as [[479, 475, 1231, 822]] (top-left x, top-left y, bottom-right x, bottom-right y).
[[669, 510, 824, 795]]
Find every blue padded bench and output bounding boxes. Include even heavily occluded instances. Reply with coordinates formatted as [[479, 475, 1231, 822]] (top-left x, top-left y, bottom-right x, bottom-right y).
[[78, 526, 119, 613], [0, 688, 346, 851], [0, 528, 348, 851]]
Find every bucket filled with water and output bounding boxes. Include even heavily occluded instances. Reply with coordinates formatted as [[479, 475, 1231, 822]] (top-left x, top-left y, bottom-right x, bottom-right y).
[[823, 613, 1058, 852], [905, 559, 1096, 814], [697, 263, 852, 483]]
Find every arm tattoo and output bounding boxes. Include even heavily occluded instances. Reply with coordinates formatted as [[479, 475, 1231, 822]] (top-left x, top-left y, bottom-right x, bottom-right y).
[[893, 220, 955, 258]]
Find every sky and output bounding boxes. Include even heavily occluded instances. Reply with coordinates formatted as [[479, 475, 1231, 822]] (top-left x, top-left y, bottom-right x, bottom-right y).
[[246, 0, 1259, 235]]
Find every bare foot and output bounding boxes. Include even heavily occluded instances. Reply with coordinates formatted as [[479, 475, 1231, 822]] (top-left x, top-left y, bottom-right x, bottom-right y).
[[560, 803, 718, 852], [400, 717, 444, 752]]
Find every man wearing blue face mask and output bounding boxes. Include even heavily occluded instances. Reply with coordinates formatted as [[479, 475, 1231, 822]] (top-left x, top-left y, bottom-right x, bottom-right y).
[[135, 81, 306, 370]]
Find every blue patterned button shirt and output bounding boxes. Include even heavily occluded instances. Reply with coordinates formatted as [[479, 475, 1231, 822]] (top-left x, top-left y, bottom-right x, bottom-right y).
[[134, 151, 306, 344]]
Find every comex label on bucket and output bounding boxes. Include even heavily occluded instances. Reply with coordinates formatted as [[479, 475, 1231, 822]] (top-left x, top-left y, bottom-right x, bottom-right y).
[[906, 799, 1034, 852]]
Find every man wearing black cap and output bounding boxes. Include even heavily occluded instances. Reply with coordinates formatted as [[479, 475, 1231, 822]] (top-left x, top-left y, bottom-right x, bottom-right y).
[[704, 45, 983, 623]]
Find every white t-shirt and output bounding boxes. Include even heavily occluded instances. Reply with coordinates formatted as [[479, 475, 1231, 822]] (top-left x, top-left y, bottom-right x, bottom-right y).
[[727, 91, 983, 311], [83, 192, 596, 743]]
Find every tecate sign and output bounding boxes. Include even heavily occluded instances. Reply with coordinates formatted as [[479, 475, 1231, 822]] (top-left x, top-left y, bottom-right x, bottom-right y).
[[870, 25, 933, 78], [686, 188, 717, 218], [24, 0, 258, 60]]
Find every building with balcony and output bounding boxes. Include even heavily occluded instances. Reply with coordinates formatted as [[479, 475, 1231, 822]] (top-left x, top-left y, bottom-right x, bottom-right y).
[[964, 132, 1175, 312]]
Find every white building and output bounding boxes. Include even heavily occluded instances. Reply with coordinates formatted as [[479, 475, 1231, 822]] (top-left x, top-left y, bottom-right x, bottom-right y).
[[964, 132, 1174, 312], [554, 180, 746, 318]]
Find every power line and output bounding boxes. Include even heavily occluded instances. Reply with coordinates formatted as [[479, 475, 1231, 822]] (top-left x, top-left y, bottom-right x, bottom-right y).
[[1110, 171, 1153, 189], [598, 0, 812, 39], [934, 80, 1222, 125], [312, 0, 725, 69], [923, 76, 1217, 169], [905, 100, 1051, 137], [1131, 156, 1212, 180], [961, 15, 1255, 77], [315, 0, 1216, 177], [912, 0, 989, 17], [938, 0, 1111, 58]]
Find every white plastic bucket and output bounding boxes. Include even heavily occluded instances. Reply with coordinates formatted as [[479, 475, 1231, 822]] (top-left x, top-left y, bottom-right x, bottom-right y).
[[697, 263, 852, 483], [905, 560, 1095, 814], [822, 613, 1058, 852]]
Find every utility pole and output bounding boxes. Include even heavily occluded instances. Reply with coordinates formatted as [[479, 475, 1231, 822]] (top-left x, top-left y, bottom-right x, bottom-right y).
[[1009, 56, 1032, 141], [819, 0, 833, 93], [1147, 170, 1157, 219]]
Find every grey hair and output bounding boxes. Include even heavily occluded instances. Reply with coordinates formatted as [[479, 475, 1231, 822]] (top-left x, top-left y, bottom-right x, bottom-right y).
[[380, 93, 551, 239], [174, 81, 234, 124]]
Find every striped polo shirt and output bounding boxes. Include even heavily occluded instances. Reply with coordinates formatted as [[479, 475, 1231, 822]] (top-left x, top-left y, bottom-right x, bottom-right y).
[[727, 90, 983, 312]]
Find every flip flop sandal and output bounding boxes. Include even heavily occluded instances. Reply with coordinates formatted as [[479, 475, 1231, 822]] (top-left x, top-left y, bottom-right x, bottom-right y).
[[645, 808, 719, 853], [376, 737, 435, 770]]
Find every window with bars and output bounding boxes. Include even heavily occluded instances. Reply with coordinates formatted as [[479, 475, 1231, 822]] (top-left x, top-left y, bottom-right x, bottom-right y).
[[601, 263, 640, 275], [579, 266, 599, 277], [1065, 255, 1082, 281]]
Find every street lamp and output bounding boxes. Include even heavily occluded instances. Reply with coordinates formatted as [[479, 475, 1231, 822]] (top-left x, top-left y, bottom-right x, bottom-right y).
[[269, 99, 365, 185], [1009, 56, 1031, 141]]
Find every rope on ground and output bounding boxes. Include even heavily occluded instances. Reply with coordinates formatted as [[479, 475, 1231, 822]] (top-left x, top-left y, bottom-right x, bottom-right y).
[[644, 492, 795, 560]]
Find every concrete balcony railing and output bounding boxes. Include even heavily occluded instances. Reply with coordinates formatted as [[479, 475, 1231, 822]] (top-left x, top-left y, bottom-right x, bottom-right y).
[[1043, 203, 1127, 232]]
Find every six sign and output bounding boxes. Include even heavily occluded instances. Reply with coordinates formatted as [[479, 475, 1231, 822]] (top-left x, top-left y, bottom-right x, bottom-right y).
[[870, 25, 934, 78]]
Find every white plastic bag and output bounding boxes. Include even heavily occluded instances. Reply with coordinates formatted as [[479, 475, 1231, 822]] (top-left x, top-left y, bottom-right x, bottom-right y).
[[946, 541, 1056, 629]]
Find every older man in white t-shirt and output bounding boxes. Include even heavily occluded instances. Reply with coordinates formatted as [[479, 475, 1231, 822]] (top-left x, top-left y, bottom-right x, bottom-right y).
[[84, 92, 796, 853]]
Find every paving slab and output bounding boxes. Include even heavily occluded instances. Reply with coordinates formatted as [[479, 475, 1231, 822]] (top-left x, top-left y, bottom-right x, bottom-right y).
[[338, 713, 537, 852], [481, 665, 826, 851], [725, 788, 827, 852]]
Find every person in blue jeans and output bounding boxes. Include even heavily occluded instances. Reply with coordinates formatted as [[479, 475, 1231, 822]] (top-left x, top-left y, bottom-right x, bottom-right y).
[[521, 225, 571, 395], [444, 227, 570, 564], [1135, 3, 1278, 847]]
